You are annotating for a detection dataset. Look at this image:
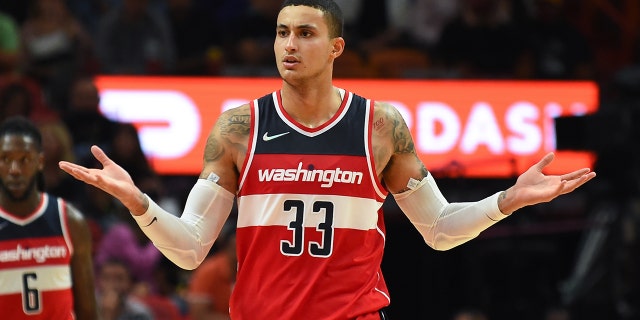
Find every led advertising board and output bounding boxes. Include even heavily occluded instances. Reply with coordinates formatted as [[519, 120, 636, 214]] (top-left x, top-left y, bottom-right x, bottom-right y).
[[95, 76, 598, 178]]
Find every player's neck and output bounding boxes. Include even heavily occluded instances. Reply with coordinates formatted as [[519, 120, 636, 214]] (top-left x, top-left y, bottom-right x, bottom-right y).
[[280, 83, 342, 128], [0, 191, 42, 218]]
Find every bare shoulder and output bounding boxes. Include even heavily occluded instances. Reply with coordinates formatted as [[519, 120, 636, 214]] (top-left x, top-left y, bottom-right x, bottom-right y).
[[65, 202, 88, 227], [371, 101, 413, 174], [218, 103, 252, 130], [372, 101, 399, 124], [215, 103, 252, 138], [201, 104, 252, 189], [204, 104, 251, 160], [371, 101, 414, 158], [370, 101, 409, 176], [372, 101, 428, 193], [63, 202, 92, 247]]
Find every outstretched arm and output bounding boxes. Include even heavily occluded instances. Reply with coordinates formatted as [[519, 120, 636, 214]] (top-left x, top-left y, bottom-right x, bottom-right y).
[[375, 102, 596, 250], [59, 144, 233, 270], [58, 105, 249, 269]]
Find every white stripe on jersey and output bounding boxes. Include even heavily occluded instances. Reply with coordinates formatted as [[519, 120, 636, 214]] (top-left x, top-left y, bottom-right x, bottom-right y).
[[363, 99, 388, 200], [0, 265, 72, 295], [237, 193, 384, 230], [57, 198, 74, 256], [238, 98, 260, 191]]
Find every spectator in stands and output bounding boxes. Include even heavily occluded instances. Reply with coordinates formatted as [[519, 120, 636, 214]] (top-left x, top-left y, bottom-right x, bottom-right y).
[[72, 171, 124, 252], [108, 123, 157, 185], [437, 0, 529, 78], [19, 0, 94, 110], [336, 0, 415, 55], [107, 122, 181, 210], [96, 258, 155, 320], [221, 0, 281, 76], [0, 78, 59, 124], [95, 0, 175, 74], [62, 76, 119, 162], [167, 0, 222, 75], [67, 0, 167, 37], [0, 81, 34, 121], [407, 0, 461, 55], [187, 229, 237, 320], [0, 10, 20, 76], [38, 120, 85, 205], [520, 0, 594, 80], [139, 256, 190, 319], [94, 211, 164, 303]]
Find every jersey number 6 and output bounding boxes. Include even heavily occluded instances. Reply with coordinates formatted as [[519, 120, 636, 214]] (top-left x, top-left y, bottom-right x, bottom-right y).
[[22, 272, 41, 314]]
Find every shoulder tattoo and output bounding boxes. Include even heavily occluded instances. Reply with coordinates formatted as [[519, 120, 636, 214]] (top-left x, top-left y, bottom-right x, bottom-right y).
[[388, 107, 414, 154], [204, 111, 250, 162]]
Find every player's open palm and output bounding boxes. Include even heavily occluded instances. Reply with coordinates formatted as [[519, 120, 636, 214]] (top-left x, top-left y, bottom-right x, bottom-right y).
[[58, 145, 142, 210], [512, 152, 596, 209]]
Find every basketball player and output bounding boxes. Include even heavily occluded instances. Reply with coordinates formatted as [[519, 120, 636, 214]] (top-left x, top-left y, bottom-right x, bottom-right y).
[[58, 0, 596, 319], [0, 116, 98, 319]]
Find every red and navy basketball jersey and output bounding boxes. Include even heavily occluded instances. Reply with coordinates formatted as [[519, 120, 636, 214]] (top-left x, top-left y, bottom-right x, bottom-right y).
[[0, 194, 75, 319], [233, 90, 390, 319]]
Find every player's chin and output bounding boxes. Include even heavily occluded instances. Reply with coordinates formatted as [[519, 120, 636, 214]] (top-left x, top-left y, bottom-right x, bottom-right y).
[[278, 65, 295, 75], [279, 70, 304, 83], [6, 189, 29, 201]]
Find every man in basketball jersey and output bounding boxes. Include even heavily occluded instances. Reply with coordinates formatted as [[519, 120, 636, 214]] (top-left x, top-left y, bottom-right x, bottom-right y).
[[0, 116, 98, 319], [59, 0, 597, 319]]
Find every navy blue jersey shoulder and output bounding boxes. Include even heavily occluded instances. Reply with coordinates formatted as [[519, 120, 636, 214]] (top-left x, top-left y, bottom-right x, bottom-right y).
[[254, 92, 369, 156], [0, 195, 63, 241]]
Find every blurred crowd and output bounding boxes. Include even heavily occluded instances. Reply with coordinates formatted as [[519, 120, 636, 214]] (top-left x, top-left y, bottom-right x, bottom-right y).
[[1, 0, 639, 319]]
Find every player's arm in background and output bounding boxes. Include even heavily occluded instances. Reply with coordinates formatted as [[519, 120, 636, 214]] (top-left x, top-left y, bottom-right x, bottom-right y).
[[66, 202, 99, 319]]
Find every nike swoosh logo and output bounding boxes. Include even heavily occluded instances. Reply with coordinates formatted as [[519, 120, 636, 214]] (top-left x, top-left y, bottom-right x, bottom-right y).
[[143, 217, 157, 227], [263, 131, 290, 141]]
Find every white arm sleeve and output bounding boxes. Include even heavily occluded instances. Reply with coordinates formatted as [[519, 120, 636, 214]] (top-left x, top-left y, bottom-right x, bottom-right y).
[[132, 178, 235, 270], [393, 173, 508, 251]]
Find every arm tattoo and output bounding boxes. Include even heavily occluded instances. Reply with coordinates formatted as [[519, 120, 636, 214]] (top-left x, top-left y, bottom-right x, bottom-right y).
[[390, 107, 428, 179], [498, 190, 507, 202], [374, 103, 429, 185], [203, 134, 224, 162], [391, 109, 414, 154], [227, 114, 251, 132], [497, 190, 508, 214], [204, 112, 250, 162], [417, 159, 429, 178], [223, 114, 250, 152]]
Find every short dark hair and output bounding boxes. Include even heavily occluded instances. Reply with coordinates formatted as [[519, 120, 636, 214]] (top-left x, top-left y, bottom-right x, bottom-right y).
[[0, 116, 43, 152], [280, 0, 344, 38]]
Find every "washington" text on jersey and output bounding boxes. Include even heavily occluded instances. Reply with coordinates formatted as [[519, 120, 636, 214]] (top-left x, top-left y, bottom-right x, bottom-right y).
[[258, 162, 363, 188], [0, 244, 68, 263]]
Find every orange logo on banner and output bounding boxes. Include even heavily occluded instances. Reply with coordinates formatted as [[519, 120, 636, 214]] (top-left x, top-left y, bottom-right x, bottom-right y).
[[95, 76, 598, 178]]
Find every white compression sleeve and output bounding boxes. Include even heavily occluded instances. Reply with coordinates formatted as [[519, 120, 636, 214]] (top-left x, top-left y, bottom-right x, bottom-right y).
[[132, 178, 235, 270], [393, 173, 508, 251]]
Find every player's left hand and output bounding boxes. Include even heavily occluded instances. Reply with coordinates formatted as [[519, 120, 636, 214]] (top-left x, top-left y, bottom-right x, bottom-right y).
[[499, 152, 596, 214]]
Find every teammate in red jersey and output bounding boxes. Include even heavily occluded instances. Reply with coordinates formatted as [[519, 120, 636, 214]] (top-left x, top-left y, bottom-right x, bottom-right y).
[[0, 116, 98, 320], [59, 0, 596, 319]]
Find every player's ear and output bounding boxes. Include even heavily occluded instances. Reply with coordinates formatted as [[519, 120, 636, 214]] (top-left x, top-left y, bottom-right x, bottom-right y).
[[330, 37, 345, 58], [37, 152, 45, 171]]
